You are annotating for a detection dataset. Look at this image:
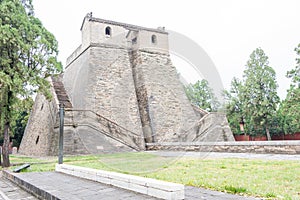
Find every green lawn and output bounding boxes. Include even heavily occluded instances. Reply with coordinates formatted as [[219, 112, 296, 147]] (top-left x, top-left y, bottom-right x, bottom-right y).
[[6, 152, 300, 200]]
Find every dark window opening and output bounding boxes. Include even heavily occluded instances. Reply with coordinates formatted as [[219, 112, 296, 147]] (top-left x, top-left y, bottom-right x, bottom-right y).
[[105, 26, 111, 36], [36, 135, 40, 145], [151, 35, 157, 44], [132, 37, 137, 44]]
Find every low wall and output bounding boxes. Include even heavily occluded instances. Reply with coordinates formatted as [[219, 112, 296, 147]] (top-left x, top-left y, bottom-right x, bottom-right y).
[[272, 133, 300, 140], [56, 164, 184, 200], [146, 141, 300, 154], [234, 133, 300, 141]]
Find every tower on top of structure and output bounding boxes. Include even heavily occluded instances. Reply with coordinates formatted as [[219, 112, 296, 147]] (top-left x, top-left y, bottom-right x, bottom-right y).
[[80, 12, 169, 52]]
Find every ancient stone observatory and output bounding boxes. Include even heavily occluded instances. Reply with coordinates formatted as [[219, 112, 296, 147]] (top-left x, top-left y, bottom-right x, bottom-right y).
[[19, 14, 234, 156]]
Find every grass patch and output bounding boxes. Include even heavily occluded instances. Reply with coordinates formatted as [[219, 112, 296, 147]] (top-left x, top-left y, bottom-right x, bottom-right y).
[[266, 192, 277, 198], [9, 155, 49, 164], [8, 155, 57, 172], [72, 152, 176, 174], [224, 185, 247, 194], [6, 152, 300, 199]]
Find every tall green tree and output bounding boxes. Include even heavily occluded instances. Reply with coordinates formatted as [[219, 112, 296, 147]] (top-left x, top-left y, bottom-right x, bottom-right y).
[[278, 88, 300, 134], [185, 79, 220, 112], [225, 48, 279, 139], [224, 77, 245, 134], [0, 0, 62, 167], [279, 43, 300, 134], [242, 48, 279, 140], [287, 43, 300, 87]]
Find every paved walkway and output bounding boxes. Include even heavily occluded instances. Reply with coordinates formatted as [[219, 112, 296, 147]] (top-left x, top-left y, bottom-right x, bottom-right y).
[[148, 151, 300, 160], [5, 171, 157, 200], [0, 172, 38, 200], [2, 171, 260, 200]]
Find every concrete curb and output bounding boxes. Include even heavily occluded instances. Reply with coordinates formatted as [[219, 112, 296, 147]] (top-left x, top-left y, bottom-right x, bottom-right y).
[[2, 170, 59, 200], [56, 164, 184, 200]]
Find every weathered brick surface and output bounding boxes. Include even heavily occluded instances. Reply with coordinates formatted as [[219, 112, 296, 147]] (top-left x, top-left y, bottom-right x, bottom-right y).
[[19, 93, 58, 156], [64, 45, 143, 139], [130, 50, 201, 143]]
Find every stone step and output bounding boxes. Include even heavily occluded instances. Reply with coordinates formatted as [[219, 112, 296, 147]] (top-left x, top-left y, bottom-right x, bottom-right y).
[[51, 75, 73, 108]]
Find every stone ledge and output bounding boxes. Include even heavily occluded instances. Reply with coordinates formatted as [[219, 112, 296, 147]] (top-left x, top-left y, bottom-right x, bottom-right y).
[[146, 141, 300, 154], [55, 164, 184, 200], [146, 141, 300, 146]]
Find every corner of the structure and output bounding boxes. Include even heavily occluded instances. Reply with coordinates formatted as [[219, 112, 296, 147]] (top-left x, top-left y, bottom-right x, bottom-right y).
[[18, 92, 59, 156]]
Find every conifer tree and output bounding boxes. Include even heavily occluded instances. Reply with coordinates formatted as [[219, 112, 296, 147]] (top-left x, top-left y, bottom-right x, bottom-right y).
[[0, 0, 62, 167]]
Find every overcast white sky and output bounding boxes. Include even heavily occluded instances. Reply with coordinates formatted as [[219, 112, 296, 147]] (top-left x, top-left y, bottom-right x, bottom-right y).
[[33, 0, 300, 99]]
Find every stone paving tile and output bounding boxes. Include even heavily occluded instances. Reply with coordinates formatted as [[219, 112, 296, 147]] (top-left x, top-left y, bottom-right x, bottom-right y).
[[0, 172, 38, 200]]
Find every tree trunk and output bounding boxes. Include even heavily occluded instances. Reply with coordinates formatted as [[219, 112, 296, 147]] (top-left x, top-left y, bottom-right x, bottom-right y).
[[266, 127, 271, 141], [2, 86, 12, 167], [2, 122, 10, 167]]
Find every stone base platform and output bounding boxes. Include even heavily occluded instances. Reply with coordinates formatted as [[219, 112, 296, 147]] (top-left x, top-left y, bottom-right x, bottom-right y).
[[146, 141, 300, 154]]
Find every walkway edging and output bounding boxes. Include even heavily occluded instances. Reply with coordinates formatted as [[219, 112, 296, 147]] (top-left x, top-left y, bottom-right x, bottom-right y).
[[2, 170, 59, 200], [56, 164, 184, 200]]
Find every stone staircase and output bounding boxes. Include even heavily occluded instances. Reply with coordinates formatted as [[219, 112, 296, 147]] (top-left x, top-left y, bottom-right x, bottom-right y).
[[61, 109, 144, 154], [48, 75, 143, 155], [51, 75, 72, 108]]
